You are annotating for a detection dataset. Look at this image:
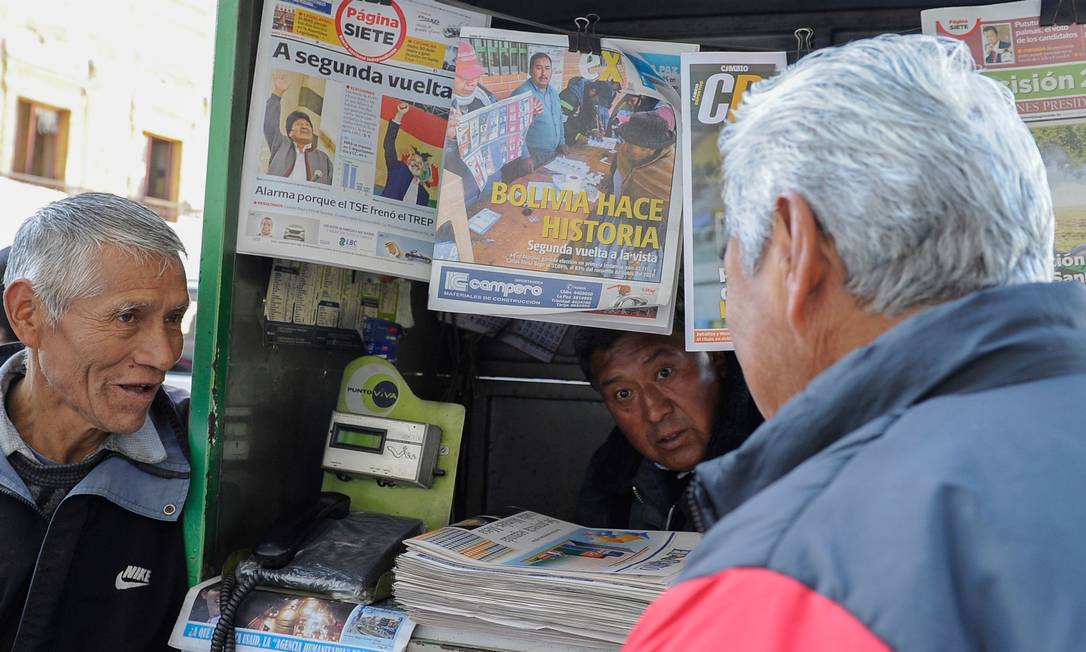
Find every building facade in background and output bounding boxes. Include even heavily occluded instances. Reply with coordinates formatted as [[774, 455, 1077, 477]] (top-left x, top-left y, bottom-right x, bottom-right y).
[[0, 1, 216, 226]]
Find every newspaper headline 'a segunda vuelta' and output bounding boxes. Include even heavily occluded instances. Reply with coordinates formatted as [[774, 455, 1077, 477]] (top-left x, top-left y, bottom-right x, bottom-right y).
[[271, 42, 453, 99]]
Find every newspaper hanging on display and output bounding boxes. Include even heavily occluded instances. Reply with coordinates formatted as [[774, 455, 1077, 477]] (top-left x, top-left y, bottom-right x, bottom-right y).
[[922, 0, 1086, 284], [428, 28, 697, 333], [235, 0, 488, 281], [680, 52, 787, 350]]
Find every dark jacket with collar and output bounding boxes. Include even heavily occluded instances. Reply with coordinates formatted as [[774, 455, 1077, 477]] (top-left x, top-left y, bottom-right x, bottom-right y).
[[379, 120, 430, 206], [0, 343, 191, 652], [263, 94, 333, 185], [627, 282, 1086, 651], [575, 353, 762, 531]]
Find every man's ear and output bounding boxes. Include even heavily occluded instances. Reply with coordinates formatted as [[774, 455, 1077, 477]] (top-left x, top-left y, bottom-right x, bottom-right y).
[[775, 191, 833, 336], [4, 280, 47, 348]]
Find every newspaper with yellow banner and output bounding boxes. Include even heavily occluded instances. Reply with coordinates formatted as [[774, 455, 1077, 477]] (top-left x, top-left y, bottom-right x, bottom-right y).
[[428, 27, 697, 333], [235, 0, 488, 281], [680, 52, 787, 349], [922, 0, 1086, 284]]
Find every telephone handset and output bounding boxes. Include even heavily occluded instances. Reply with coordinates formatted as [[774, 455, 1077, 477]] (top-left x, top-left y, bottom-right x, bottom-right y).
[[210, 492, 351, 652], [209, 491, 424, 652], [252, 492, 350, 569]]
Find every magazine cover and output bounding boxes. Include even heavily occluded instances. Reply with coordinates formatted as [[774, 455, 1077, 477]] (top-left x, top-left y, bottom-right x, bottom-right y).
[[680, 52, 787, 350], [235, 0, 488, 281], [922, 0, 1086, 283], [428, 27, 697, 333]]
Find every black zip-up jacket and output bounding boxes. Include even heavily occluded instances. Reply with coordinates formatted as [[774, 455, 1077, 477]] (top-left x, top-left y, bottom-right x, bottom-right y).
[[575, 353, 763, 531], [0, 343, 191, 651]]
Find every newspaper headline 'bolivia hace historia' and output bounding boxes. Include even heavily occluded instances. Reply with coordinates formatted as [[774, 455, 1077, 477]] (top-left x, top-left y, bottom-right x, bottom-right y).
[[236, 0, 488, 281], [428, 27, 697, 333]]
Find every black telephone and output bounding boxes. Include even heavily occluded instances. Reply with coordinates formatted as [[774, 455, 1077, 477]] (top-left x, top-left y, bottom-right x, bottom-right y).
[[207, 492, 424, 652], [210, 492, 351, 651]]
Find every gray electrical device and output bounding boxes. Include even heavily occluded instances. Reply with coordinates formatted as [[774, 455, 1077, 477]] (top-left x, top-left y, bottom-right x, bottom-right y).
[[321, 410, 443, 488]]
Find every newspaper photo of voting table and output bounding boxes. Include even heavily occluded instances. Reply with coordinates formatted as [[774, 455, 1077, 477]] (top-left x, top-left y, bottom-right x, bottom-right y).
[[429, 28, 696, 333], [235, 0, 488, 281], [922, 0, 1086, 285], [681, 52, 786, 350]]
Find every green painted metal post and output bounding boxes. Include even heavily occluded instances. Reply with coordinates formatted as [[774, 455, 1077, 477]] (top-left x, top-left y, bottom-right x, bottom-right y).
[[183, 0, 260, 585]]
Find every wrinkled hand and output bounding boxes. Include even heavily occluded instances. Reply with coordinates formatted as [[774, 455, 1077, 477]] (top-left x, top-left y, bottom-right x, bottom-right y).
[[272, 69, 290, 96], [531, 97, 544, 117], [395, 101, 410, 121], [446, 108, 460, 141]]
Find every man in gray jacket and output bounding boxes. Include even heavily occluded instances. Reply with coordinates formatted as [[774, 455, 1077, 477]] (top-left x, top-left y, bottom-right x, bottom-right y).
[[264, 70, 332, 185], [627, 34, 1086, 651]]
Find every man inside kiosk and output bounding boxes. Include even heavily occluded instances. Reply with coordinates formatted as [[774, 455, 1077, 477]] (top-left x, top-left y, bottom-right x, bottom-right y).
[[573, 319, 762, 531]]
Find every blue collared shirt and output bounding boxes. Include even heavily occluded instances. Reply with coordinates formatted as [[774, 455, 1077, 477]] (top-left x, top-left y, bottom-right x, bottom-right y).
[[0, 349, 188, 522], [515, 79, 564, 159]]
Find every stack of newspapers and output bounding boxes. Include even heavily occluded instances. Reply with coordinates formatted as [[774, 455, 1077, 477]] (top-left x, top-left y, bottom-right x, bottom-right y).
[[393, 511, 700, 650]]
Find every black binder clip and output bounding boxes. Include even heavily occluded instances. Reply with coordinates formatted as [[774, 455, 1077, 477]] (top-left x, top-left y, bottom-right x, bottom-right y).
[[569, 16, 588, 53], [794, 27, 814, 61], [362, 0, 392, 5], [568, 14, 602, 55]]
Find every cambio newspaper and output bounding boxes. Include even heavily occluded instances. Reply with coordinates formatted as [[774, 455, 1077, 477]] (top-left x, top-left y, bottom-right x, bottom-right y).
[[680, 52, 787, 350], [922, 0, 1086, 284], [236, 0, 487, 281], [428, 28, 697, 333], [394, 511, 699, 647]]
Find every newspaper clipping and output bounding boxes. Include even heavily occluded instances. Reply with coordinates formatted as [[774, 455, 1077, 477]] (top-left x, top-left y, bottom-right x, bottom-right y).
[[428, 28, 697, 333], [680, 52, 787, 350], [922, 0, 1086, 284], [235, 0, 488, 281]]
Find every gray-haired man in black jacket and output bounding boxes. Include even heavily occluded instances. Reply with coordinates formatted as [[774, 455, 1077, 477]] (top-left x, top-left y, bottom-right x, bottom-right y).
[[0, 193, 192, 651]]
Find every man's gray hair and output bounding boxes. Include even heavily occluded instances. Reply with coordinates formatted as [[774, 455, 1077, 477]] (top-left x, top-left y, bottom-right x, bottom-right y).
[[720, 34, 1054, 316], [4, 192, 186, 323]]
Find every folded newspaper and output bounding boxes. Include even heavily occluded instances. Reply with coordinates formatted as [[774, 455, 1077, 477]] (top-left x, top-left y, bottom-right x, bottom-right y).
[[393, 511, 699, 649], [169, 577, 415, 652]]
